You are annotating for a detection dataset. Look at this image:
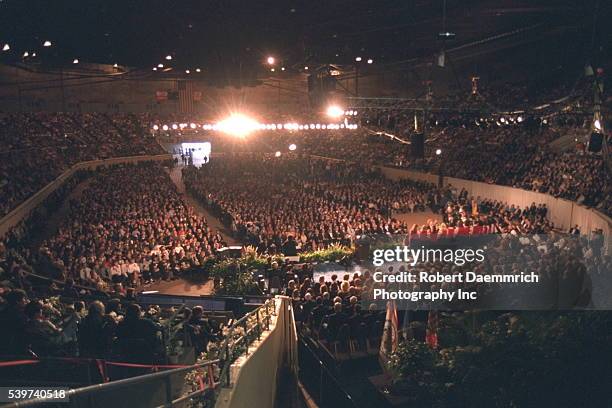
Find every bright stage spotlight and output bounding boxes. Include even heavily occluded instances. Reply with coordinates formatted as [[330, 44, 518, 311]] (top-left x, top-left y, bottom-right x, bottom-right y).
[[326, 105, 344, 118], [267, 56, 275, 65], [217, 114, 258, 137]]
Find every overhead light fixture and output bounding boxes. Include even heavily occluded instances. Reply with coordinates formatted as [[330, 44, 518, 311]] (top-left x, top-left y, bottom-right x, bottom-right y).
[[153, 67, 157, 71], [270, 68, 275, 72], [22, 51, 29, 58], [436, 149, 442, 156], [165, 55, 172, 60], [2, 44, 9, 51], [73, 58, 79, 64], [355, 57, 362, 62], [367, 58, 373, 64], [288, 144, 297, 151], [196, 68, 201, 72], [304, 66, 308, 70], [113, 63, 118, 68], [267, 56, 275, 65], [185, 69, 190, 74], [275, 151, 282, 157], [281, 67, 285, 71], [43, 40, 52, 47], [158, 63, 164, 68]]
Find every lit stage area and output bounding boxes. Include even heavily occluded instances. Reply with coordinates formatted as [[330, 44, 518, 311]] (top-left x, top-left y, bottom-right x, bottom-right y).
[[140, 275, 215, 296], [180, 141, 211, 166]]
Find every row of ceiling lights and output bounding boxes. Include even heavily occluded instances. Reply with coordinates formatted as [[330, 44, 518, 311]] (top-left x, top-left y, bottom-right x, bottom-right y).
[[4, 42, 373, 74], [151, 54, 203, 74], [2, 40, 51, 58], [2, 40, 125, 68]]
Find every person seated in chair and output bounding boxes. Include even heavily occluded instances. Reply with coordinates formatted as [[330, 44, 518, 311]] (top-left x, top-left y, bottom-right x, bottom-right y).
[[320, 302, 347, 342], [115, 303, 161, 363], [78, 300, 114, 358], [186, 306, 217, 354], [24, 300, 70, 356]]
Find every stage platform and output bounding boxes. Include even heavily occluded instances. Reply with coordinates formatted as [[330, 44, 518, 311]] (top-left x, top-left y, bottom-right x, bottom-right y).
[[140, 278, 214, 296]]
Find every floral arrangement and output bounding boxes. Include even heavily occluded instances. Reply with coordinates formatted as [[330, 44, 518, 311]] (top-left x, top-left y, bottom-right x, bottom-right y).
[[299, 243, 354, 263]]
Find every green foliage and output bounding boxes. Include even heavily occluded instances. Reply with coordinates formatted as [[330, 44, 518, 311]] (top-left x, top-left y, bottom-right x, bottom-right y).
[[299, 243, 354, 263], [388, 311, 612, 407], [210, 260, 260, 296], [206, 244, 353, 295]]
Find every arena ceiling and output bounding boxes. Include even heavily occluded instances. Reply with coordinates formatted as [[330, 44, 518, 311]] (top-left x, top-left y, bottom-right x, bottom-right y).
[[0, 0, 607, 81]]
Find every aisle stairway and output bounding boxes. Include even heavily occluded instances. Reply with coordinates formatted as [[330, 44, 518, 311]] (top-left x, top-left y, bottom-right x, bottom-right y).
[[167, 162, 240, 246]]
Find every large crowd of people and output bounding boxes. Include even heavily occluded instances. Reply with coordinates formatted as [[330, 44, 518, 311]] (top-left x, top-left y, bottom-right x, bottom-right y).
[[39, 163, 225, 289], [0, 162, 226, 360], [1, 110, 606, 221], [0, 113, 164, 218], [183, 154, 556, 254], [174, 120, 608, 216], [0, 87, 608, 390]]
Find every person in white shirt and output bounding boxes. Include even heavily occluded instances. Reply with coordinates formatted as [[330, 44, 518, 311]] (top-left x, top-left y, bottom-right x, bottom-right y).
[[128, 260, 141, 285], [79, 265, 92, 283], [110, 263, 125, 284], [120, 260, 130, 278]]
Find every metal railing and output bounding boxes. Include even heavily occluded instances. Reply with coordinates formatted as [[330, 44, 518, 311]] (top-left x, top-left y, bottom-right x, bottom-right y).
[[2, 359, 220, 408], [217, 298, 276, 387], [298, 337, 358, 408], [1, 299, 277, 408]]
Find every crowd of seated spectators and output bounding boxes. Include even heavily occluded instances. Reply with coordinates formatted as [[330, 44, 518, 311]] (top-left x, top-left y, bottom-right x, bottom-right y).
[[0, 162, 226, 361], [287, 231, 610, 353], [183, 155, 440, 253], [182, 154, 556, 255], [36, 162, 226, 289], [0, 113, 164, 218], [181, 116, 606, 216], [148, 107, 608, 216], [0, 285, 222, 366]]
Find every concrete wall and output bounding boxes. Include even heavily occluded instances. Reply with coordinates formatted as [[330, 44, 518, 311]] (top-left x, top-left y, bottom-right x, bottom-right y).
[[379, 166, 612, 253]]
